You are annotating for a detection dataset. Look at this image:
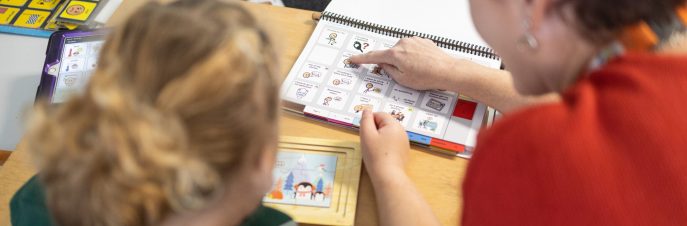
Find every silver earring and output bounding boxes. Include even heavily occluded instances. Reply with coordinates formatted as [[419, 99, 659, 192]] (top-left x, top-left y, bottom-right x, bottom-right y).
[[520, 32, 539, 49], [518, 20, 539, 50]]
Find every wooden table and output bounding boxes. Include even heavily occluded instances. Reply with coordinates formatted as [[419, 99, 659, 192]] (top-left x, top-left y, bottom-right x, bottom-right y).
[[0, 2, 470, 225]]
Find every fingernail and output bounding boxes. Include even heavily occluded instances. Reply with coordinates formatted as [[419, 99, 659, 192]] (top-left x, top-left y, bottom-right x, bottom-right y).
[[363, 109, 371, 117]]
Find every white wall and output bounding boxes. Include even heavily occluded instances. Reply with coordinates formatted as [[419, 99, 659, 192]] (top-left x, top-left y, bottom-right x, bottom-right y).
[[0, 34, 48, 151]]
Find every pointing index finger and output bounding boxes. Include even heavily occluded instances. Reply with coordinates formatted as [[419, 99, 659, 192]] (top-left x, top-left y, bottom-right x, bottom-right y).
[[349, 50, 393, 65]]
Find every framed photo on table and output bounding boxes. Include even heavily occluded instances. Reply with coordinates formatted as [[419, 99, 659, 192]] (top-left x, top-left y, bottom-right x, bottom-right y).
[[264, 136, 363, 226]]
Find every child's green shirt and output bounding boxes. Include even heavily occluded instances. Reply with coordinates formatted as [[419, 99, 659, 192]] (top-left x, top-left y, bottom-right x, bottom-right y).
[[10, 175, 296, 226]]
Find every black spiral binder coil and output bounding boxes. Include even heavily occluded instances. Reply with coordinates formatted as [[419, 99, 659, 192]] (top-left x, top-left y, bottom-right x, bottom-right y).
[[320, 11, 500, 60]]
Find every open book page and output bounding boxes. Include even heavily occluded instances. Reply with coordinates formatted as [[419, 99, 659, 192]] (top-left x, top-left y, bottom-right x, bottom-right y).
[[324, 0, 490, 49], [280, 17, 497, 157]]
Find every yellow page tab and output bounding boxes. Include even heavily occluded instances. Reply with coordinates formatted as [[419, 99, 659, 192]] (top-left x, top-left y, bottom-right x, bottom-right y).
[[60, 21, 77, 29]]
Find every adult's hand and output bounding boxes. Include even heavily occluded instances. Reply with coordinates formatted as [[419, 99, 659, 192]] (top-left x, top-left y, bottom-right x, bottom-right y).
[[351, 37, 561, 113], [349, 37, 466, 91]]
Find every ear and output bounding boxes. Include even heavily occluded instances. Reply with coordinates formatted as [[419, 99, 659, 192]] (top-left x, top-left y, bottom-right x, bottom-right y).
[[256, 141, 277, 175], [250, 141, 277, 194]]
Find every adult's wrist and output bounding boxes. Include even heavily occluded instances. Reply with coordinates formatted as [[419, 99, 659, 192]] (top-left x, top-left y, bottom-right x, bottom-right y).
[[434, 58, 466, 92]]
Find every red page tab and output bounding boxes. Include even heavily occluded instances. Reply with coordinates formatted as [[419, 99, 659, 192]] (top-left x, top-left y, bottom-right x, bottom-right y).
[[430, 139, 465, 153]]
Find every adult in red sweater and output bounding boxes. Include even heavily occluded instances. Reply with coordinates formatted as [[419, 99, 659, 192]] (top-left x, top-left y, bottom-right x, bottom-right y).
[[350, 0, 687, 225]]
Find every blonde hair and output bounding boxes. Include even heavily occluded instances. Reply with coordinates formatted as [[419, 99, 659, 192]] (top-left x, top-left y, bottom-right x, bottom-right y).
[[25, 0, 280, 225]]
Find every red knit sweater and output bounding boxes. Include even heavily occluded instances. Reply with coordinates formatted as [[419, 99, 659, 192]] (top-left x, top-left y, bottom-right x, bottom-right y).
[[463, 53, 687, 226]]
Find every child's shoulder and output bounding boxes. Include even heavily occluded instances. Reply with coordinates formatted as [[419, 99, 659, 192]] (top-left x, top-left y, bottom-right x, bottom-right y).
[[10, 175, 53, 226], [10, 175, 295, 226], [242, 205, 295, 226]]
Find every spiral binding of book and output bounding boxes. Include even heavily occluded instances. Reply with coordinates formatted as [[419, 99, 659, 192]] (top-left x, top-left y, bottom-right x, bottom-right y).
[[320, 11, 500, 60]]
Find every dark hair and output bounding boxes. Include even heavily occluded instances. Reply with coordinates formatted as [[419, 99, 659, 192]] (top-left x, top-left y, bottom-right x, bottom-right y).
[[556, 0, 686, 42]]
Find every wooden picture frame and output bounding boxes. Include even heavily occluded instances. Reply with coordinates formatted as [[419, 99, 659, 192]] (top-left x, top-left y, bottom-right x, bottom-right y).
[[263, 136, 363, 226]]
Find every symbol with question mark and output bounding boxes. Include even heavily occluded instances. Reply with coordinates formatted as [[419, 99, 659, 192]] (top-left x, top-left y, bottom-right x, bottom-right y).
[[354, 41, 372, 53]]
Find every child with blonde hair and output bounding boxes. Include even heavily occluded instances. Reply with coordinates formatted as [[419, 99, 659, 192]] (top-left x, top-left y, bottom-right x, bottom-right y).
[[10, 1, 295, 226]]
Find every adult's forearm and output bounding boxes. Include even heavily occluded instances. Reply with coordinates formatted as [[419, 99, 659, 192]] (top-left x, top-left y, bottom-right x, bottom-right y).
[[441, 60, 560, 113]]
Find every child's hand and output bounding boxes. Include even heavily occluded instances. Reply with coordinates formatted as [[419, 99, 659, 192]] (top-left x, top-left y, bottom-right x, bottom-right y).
[[359, 109, 410, 180]]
